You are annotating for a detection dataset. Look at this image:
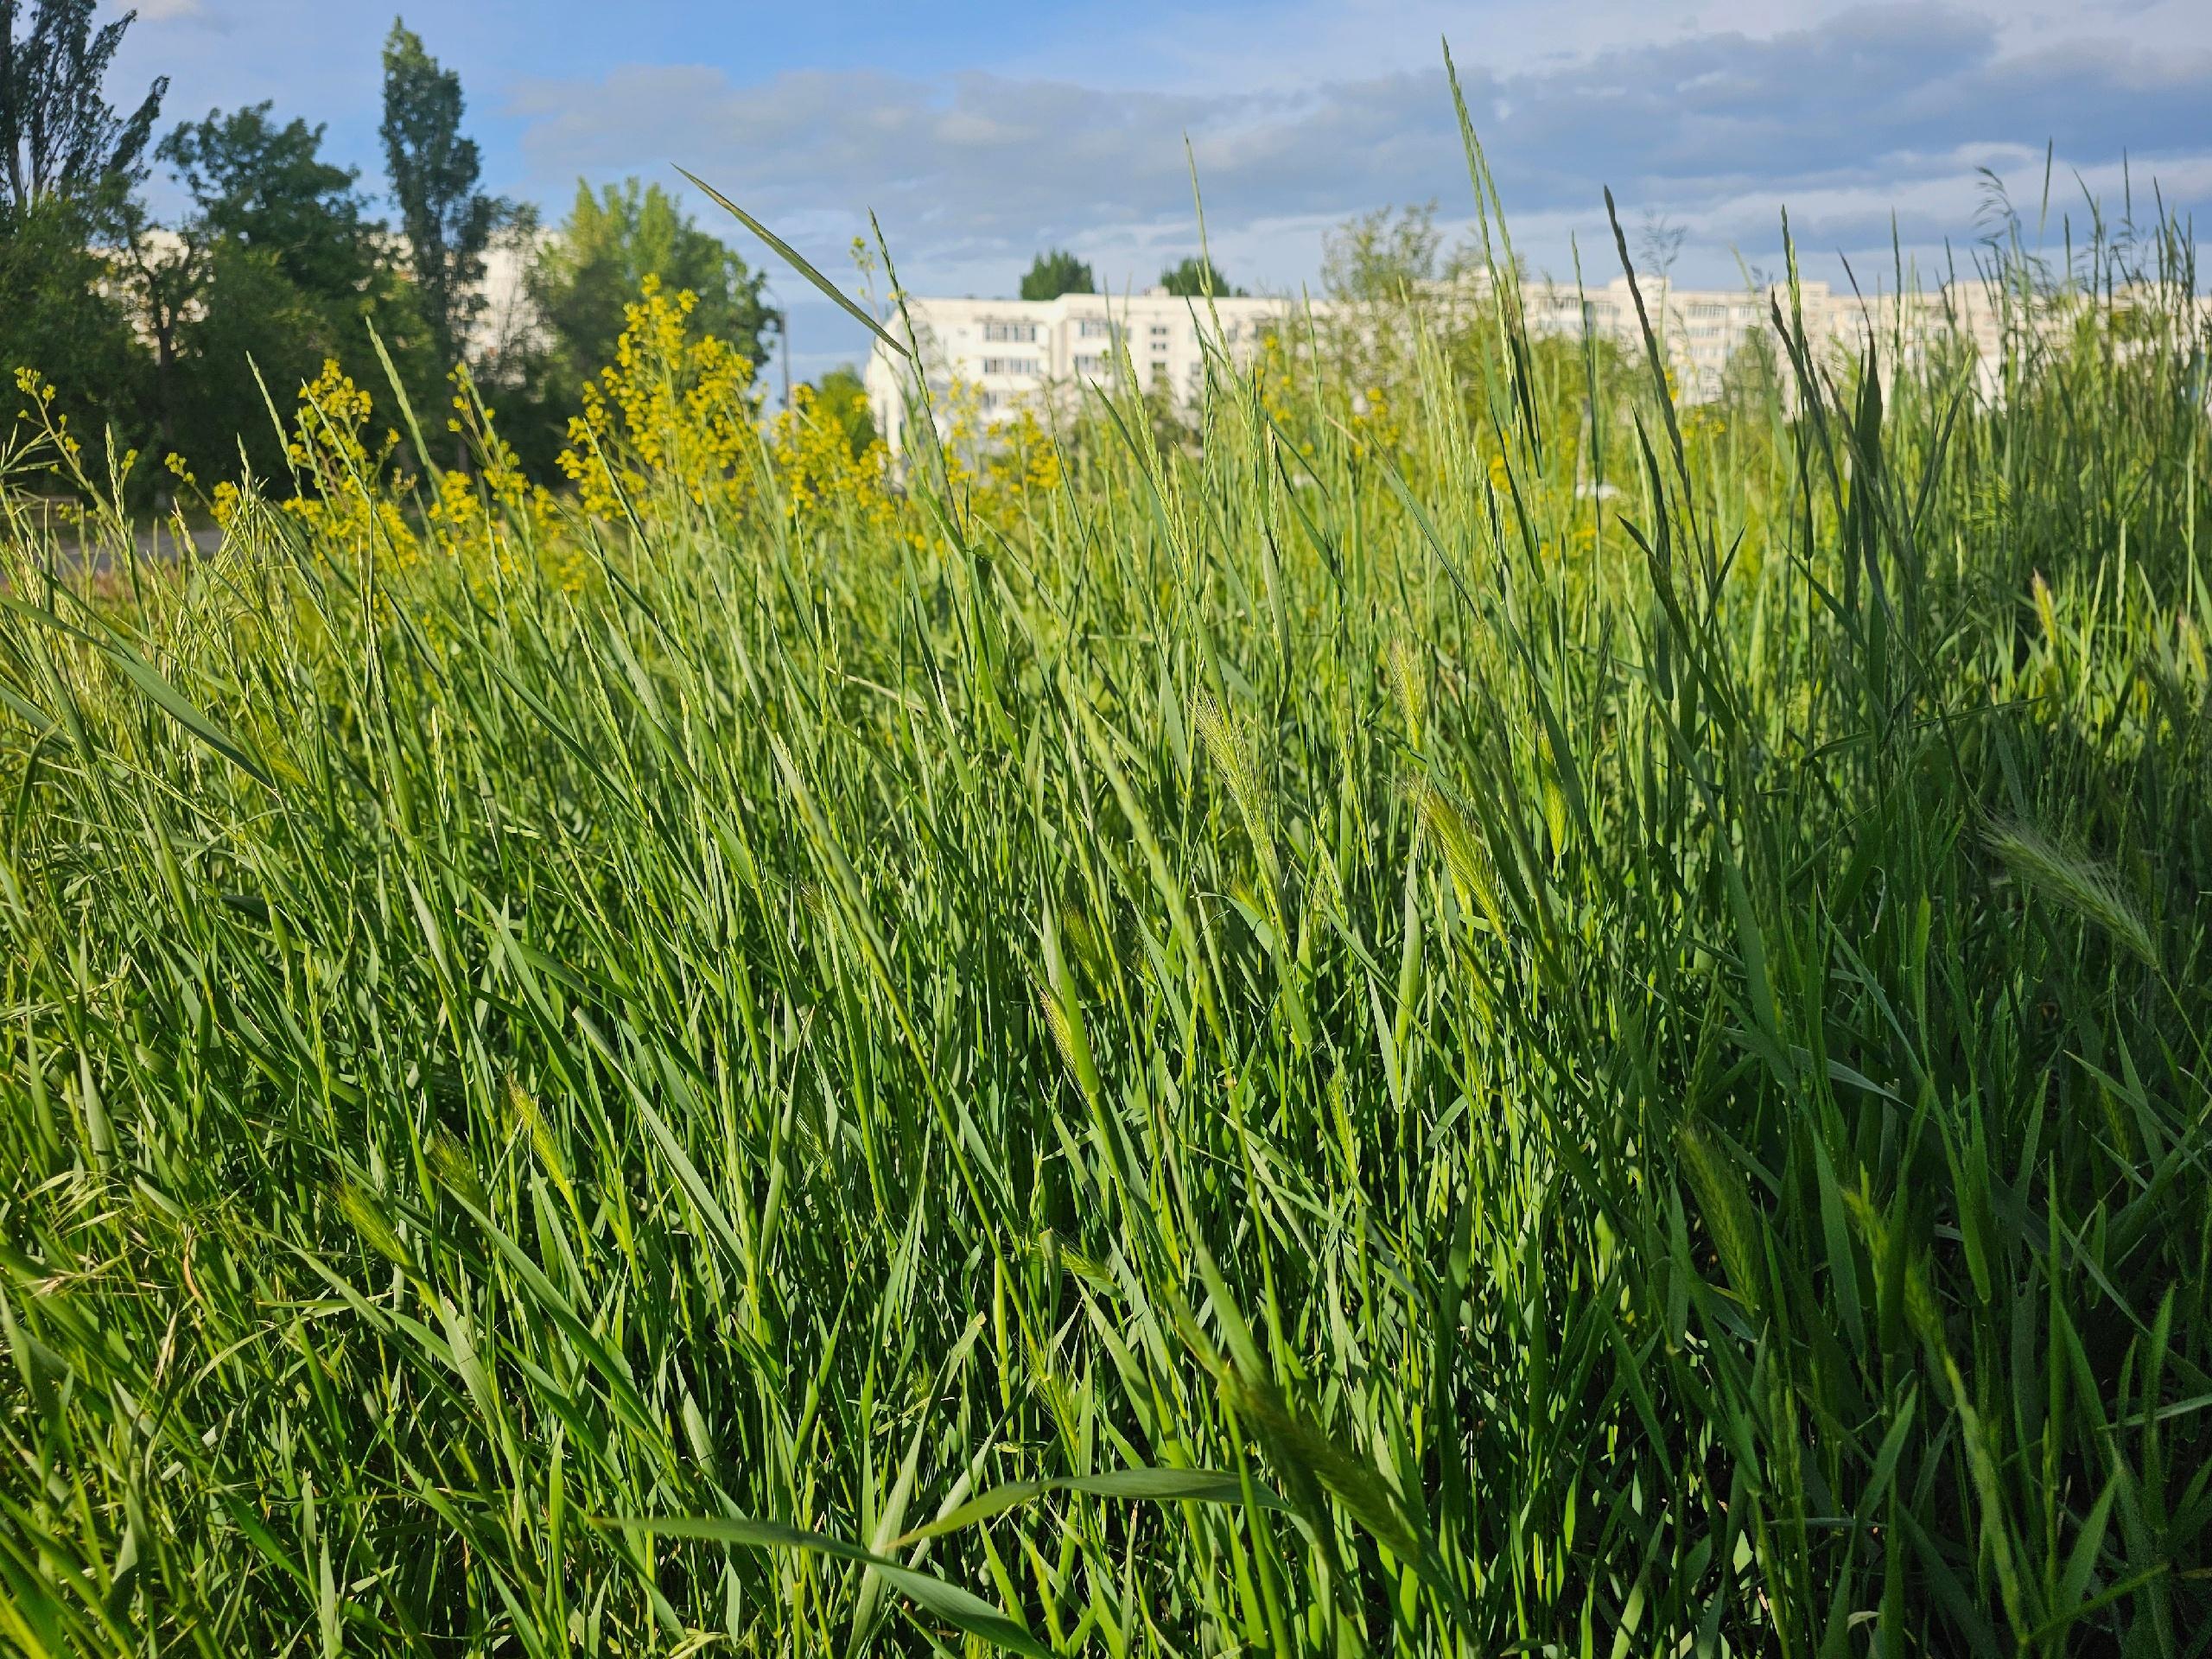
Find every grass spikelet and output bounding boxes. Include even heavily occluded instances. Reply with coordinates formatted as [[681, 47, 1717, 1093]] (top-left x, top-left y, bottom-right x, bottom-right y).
[[1986, 819, 2158, 967], [506, 1074, 578, 1215], [1036, 975, 1079, 1080], [427, 1133, 490, 1211], [334, 1181, 410, 1269], [1414, 777, 1507, 938], [1220, 1361, 1424, 1561], [1842, 1189, 1948, 1352], [1676, 1116, 1765, 1314], [1192, 691, 1273, 855], [2030, 570, 2059, 645], [1058, 899, 1107, 985], [1384, 634, 1426, 749]]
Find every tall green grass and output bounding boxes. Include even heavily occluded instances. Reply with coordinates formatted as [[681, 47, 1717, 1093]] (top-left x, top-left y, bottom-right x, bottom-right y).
[[3, 107, 2210, 1653]]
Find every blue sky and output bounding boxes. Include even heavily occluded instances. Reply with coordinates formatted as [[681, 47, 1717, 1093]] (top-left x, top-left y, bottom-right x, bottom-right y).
[[111, 0, 2212, 381]]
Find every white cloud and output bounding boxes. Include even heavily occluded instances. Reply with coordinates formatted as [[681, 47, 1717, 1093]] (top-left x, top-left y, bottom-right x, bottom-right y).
[[501, 4, 2212, 371], [513, 8, 2211, 285]]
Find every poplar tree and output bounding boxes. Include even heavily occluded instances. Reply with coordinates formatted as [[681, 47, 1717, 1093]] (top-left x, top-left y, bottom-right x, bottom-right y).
[[378, 17, 498, 375], [0, 0, 167, 219], [0, 0, 163, 466]]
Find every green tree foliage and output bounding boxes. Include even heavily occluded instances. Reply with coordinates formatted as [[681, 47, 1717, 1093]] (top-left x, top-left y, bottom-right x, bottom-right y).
[[107, 196, 202, 468], [1321, 201, 1448, 301], [529, 177, 779, 408], [118, 102, 439, 487], [1157, 255, 1244, 297], [807, 365, 875, 460], [161, 102, 382, 299], [0, 0, 166, 219], [1020, 247, 1094, 301], [379, 18, 500, 377], [0, 198, 145, 456], [0, 0, 163, 468]]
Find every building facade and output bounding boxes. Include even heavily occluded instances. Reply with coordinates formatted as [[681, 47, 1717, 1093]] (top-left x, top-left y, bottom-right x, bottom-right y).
[[1451, 274, 2037, 404], [863, 289, 1319, 458], [868, 273, 2207, 455]]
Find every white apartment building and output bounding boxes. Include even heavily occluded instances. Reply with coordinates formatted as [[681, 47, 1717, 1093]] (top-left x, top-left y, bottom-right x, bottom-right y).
[[861, 276, 1882, 456], [1493, 274, 2211, 399], [869, 273, 2208, 455], [108, 225, 545, 377], [1503, 275, 2026, 401], [864, 288, 1319, 457]]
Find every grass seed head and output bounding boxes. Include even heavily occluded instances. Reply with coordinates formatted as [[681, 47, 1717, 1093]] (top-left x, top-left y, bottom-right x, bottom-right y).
[[334, 1181, 410, 1269], [1384, 634, 1426, 748], [1675, 1116, 1765, 1316], [1986, 819, 2158, 967]]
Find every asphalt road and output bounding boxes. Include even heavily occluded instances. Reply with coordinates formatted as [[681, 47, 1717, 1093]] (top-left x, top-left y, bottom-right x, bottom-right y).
[[31, 518, 225, 575]]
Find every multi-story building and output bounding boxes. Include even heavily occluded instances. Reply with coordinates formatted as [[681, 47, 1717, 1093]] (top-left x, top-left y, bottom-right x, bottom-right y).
[[109, 225, 545, 380], [868, 272, 2209, 456], [863, 288, 1320, 458], [1506, 275, 2015, 401]]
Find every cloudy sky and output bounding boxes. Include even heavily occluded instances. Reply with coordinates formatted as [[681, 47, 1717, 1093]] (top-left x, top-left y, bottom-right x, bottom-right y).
[[113, 0, 2212, 381]]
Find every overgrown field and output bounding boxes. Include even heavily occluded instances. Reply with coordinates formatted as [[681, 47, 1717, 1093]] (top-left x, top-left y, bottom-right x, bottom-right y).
[[4, 178, 2212, 1654]]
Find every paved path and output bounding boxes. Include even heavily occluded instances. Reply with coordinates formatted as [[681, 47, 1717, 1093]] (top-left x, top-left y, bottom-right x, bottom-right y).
[[29, 519, 224, 575]]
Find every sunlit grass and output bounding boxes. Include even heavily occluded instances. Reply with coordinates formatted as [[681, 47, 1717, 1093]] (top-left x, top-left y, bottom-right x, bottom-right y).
[[3, 107, 2210, 1654]]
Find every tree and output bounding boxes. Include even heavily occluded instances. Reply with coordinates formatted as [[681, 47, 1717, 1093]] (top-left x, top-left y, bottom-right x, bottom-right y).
[[1157, 256, 1244, 298], [0, 0, 162, 473], [118, 100, 441, 489], [1321, 202, 1445, 302], [470, 205, 541, 393], [109, 196, 203, 467], [1020, 248, 1093, 302], [0, 197, 146, 458], [530, 177, 779, 397], [1634, 209, 1687, 284], [379, 18, 500, 376], [144, 104, 391, 472], [161, 103, 380, 299], [808, 365, 875, 460], [0, 0, 166, 219]]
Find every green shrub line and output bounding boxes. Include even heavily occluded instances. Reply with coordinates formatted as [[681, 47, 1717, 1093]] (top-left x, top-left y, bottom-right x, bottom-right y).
[[3, 93, 2211, 1653]]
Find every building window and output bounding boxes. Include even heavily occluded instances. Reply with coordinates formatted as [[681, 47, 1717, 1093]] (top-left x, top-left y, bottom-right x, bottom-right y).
[[981, 358, 1039, 377], [1073, 354, 1108, 374], [1077, 318, 1116, 339], [982, 321, 1037, 342]]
